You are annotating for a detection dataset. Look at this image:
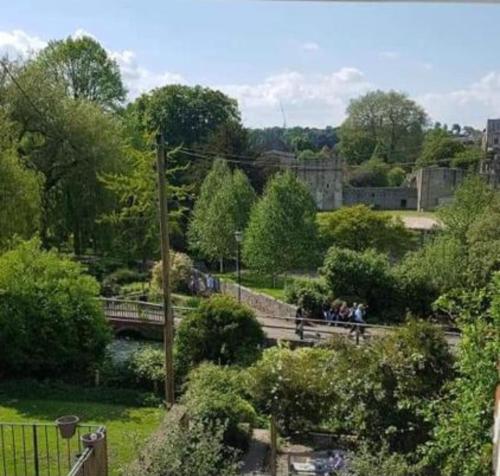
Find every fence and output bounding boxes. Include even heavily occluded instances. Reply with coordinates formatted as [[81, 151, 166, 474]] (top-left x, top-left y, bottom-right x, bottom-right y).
[[0, 421, 106, 476]]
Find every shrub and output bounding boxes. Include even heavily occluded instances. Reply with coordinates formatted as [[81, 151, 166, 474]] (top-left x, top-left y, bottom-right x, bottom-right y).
[[182, 364, 256, 449], [284, 277, 331, 318], [320, 246, 397, 316], [387, 166, 407, 186], [0, 240, 111, 378], [317, 205, 413, 258], [102, 267, 146, 297], [128, 347, 165, 393], [174, 295, 264, 377], [151, 251, 194, 293], [124, 417, 239, 476], [249, 346, 336, 434]]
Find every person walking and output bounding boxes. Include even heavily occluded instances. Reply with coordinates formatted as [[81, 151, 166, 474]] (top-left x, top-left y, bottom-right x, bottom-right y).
[[349, 303, 366, 338], [295, 304, 304, 339]]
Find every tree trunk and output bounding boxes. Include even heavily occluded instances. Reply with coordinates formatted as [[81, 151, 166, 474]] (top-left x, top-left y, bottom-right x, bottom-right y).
[[219, 257, 224, 273]]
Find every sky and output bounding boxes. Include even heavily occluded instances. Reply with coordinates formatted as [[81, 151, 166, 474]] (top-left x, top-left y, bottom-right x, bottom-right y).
[[2, 0, 500, 128]]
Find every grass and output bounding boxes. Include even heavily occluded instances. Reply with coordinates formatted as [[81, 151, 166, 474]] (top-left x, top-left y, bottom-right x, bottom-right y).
[[217, 270, 290, 301], [0, 382, 163, 476]]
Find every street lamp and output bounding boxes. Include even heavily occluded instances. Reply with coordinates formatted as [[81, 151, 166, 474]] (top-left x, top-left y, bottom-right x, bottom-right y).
[[234, 230, 243, 303]]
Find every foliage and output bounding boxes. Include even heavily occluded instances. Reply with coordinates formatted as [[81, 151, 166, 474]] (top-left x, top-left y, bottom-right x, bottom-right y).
[[416, 128, 465, 168], [188, 159, 255, 267], [450, 146, 483, 170], [127, 347, 165, 392], [339, 90, 427, 164], [349, 445, 422, 476], [102, 268, 146, 297], [125, 417, 239, 476], [387, 166, 407, 186], [0, 115, 42, 249], [318, 205, 413, 258], [174, 295, 264, 376], [320, 246, 396, 315], [182, 364, 256, 449], [0, 240, 110, 378], [250, 346, 337, 434], [348, 157, 390, 187], [151, 251, 194, 294], [243, 171, 318, 276], [100, 144, 189, 263], [34, 35, 126, 109], [422, 275, 500, 476], [3, 63, 126, 254], [284, 277, 331, 318]]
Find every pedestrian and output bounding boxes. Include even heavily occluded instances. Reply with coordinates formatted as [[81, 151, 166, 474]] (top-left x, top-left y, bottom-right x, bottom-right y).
[[295, 303, 304, 338], [349, 303, 366, 337], [338, 302, 350, 327]]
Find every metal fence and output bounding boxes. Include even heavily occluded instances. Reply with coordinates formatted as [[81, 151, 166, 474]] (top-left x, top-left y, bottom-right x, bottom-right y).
[[0, 422, 101, 476]]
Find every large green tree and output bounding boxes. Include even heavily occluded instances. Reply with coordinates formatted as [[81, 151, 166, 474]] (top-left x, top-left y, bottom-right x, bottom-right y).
[[243, 171, 318, 276], [339, 90, 427, 164], [34, 35, 126, 109], [188, 159, 255, 269], [2, 63, 125, 254], [416, 128, 465, 168], [0, 112, 42, 249]]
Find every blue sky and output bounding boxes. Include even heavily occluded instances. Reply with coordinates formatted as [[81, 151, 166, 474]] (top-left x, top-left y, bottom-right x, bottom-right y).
[[2, 0, 500, 128]]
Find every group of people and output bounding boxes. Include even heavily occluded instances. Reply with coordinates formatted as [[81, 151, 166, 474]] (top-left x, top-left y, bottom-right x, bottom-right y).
[[295, 301, 368, 339]]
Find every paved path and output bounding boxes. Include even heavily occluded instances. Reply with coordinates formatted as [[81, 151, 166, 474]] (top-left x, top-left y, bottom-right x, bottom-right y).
[[401, 215, 440, 231]]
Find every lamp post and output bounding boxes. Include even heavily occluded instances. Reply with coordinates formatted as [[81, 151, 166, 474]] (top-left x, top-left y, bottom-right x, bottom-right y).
[[234, 230, 243, 303]]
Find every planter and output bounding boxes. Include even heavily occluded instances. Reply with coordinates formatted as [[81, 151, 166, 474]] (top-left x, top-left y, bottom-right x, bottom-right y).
[[81, 430, 105, 448], [56, 415, 80, 439]]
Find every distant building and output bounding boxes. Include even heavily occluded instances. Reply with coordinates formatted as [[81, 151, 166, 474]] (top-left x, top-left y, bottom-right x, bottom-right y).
[[481, 119, 500, 187], [260, 151, 466, 212]]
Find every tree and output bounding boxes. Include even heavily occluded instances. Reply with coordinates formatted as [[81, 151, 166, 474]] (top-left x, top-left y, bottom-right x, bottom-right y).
[[348, 157, 390, 187], [387, 166, 406, 186], [318, 205, 413, 258], [174, 295, 264, 377], [339, 90, 428, 164], [320, 246, 397, 315], [188, 159, 255, 270], [416, 128, 465, 168], [0, 112, 42, 249], [450, 146, 483, 170], [101, 145, 189, 263], [423, 275, 500, 476], [34, 35, 126, 109], [243, 171, 318, 277], [3, 64, 126, 254], [0, 239, 111, 378]]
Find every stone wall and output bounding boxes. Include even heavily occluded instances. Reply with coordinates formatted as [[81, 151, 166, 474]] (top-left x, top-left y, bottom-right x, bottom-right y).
[[218, 279, 297, 317], [343, 186, 417, 210], [415, 167, 465, 211]]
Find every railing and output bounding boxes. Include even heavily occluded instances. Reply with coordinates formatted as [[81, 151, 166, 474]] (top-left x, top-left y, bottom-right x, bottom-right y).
[[0, 421, 102, 476], [100, 298, 460, 345]]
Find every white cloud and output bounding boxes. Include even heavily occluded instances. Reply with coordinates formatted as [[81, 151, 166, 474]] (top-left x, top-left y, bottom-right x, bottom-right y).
[[380, 51, 399, 60], [0, 30, 46, 59], [301, 41, 320, 52], [219, 67, 372, 127], [419, 71, 500, 128]]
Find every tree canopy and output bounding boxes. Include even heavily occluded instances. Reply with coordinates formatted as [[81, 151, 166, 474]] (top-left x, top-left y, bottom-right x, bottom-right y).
[[243, 171, 318, 276], [339, 90, 428, 164]]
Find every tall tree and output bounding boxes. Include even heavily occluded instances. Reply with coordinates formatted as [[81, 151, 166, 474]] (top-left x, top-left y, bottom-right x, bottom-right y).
[[416, 128, 465, 168], [339, 90, 428, 164], [243, 171, 318, 277], [0, 112, 42, 249], [188, 159, 255, 269], [34, 35, 126, 109]]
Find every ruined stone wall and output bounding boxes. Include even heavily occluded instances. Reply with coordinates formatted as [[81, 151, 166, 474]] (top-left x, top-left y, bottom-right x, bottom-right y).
[[416, 167, 465, 211], [343, 186, 417, 210]]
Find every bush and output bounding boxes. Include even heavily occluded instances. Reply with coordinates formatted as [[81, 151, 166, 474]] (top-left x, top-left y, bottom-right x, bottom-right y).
[[128, 347, 165, 392], [0, 240, 111, 378], [174, 295, 264, 377], [124, 416, 239, 476], [387, 166, 407, 186], [284, 277, 331, 318], [182, 364, 256, 449], [320, 246, 397, 316], [317, 205, 413, 258], [102, 267, 146, 297], [151, 251, 194, 294], [249, 346, 336, 434]]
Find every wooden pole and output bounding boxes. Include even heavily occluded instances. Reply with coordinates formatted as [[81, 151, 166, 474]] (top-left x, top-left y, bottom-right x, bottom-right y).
[[270, 414, 278, 476], [156, 132, 175, 407]]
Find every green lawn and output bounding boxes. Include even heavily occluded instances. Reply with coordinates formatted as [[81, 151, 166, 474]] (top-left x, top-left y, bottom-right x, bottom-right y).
[[217, 271, 290, 301], [0, 384, 163, 475]]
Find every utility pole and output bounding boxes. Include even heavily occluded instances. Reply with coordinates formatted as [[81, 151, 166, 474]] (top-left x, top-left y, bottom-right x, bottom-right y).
[[156, 132, 175, 407]]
